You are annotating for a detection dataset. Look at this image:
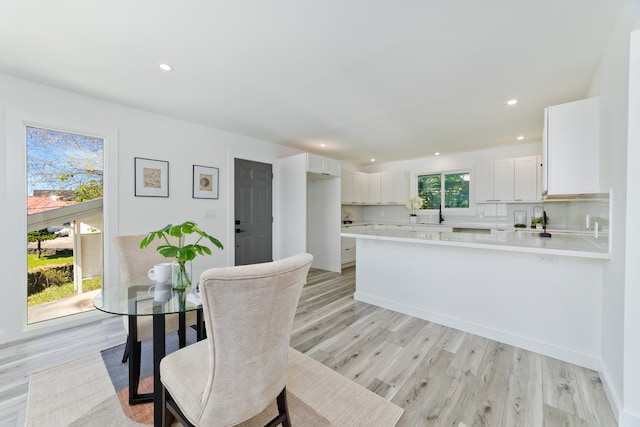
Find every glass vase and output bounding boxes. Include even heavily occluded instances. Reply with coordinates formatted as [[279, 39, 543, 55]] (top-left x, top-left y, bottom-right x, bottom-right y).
[[171, 261, 192, 292]]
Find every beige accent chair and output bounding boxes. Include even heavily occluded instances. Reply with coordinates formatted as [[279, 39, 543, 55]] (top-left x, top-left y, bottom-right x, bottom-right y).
[[160, 253, 313, 427], [113, 235, 199, 402]]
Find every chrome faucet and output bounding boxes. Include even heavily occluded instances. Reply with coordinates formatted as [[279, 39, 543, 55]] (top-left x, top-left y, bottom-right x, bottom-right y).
[[439, 205, 444, 223]]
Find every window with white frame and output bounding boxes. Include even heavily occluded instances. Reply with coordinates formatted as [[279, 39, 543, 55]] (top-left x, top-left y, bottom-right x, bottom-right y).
[[417, 171, 470, 210]]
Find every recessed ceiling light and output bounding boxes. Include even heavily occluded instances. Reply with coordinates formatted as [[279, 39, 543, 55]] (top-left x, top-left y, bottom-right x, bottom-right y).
[[434, 152, 440, 156], [507, 99, 518, 106], [159, 63, 173, 71], [517, 136, 524, 140], [370, 158, 376, 162], [320, 143, 326, 148]]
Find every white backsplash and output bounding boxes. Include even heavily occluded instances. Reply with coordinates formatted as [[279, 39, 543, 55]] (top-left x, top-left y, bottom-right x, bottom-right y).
[[343, 197, 610, 232]]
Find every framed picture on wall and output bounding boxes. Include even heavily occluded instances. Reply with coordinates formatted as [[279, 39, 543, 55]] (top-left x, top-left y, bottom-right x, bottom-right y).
[[193, 165, 219, 199], [134, 157, 169, 197]]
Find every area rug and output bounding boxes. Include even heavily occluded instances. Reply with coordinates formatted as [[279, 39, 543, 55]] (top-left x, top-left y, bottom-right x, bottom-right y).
[[26, 339, 403, 427]]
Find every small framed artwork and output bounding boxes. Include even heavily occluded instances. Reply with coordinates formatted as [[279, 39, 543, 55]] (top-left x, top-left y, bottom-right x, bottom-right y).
[[193, 165, 219, 199], [134, 157, 169, 197]]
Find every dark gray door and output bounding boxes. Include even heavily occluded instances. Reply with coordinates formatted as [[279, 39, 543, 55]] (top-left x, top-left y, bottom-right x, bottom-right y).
[[234, 158, 273, 265]]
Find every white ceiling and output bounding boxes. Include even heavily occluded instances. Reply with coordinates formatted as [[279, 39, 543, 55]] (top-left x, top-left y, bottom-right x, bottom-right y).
[[0, 0, 624, 165]]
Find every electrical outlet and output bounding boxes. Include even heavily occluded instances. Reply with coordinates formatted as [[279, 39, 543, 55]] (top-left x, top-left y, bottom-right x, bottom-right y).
[[537, 254, 558, 264], [203, 209, 216, 219]]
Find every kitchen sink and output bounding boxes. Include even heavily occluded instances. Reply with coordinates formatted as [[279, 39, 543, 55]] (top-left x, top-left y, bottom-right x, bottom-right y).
[[452, 227, 492, 234]]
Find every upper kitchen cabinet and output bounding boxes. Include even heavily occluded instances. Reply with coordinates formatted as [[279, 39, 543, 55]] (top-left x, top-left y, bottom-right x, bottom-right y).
[[341, 169, 367, 203], [514, 156, 541, 201], [474, 158, 514, 202], [543, 97, 599, 195], [475, 156, 541, 203], [381, 170, 409, 204], [306, 153, 341, 177], [342, 169, 409, 205], [367, 173, 382, 204]]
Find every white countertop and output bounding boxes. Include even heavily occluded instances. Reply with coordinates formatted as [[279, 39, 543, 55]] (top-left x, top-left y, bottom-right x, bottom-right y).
[[341, 228, 610, 259]]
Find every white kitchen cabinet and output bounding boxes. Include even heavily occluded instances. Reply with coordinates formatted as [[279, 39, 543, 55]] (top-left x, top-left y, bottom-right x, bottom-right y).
[[307, 153, 341, 177], [476, 157, 539, 202], [493, 158, 515, 201], [543, 97, 599, 195], [475, 159, 514, 202], [514, 156, 540, 201], [380, 170, 409, 204], [341, 236, 356, 264], [367, 173, 382, 203], [342, 169, 409, 205], [342, 169, 366, 203], [341, 169, 353, 203], [341, 224, 371, 264], [353, 171, 367, 203]]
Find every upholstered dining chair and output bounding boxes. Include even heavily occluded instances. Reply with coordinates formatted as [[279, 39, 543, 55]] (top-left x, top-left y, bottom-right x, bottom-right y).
[[160, 252, 313, 427], [113, 234, 199, 399]]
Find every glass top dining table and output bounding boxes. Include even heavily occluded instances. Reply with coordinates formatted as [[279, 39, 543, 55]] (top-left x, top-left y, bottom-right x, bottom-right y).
[[94, 279, 202, 317], [94, 278, 204, 427]]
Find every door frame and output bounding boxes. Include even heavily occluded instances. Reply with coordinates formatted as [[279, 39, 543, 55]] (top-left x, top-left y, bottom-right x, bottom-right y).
[[226, 150, 278, 267]]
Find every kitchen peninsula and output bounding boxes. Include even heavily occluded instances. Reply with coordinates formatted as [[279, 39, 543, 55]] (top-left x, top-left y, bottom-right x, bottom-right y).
[[341, 226, 609, 369]]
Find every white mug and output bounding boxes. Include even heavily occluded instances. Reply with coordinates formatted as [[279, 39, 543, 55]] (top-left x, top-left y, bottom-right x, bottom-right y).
[[148, 262, 172, 284], [148, 283, 172, 302]]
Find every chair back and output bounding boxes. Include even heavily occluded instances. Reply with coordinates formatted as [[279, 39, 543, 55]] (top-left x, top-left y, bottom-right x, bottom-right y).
[[113, 234, 171, 281], [198, 253, 313, 426]]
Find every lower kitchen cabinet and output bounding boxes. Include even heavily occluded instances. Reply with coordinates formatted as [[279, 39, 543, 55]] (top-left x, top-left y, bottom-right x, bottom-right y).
[[341, 224, 371, 264]]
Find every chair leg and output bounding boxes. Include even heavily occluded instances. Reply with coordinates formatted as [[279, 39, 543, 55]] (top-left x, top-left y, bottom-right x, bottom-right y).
[[164, 386, 195, 427], [265, 387, 291, 427], [121, 337, 129, 363], [277, 387, 291, 427], [162, 385, 175, 427]]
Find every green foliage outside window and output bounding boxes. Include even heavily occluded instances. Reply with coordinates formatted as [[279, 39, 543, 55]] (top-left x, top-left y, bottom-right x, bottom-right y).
[[417, 174, 441, 209], [417, 172, 470, 210], [444, 173, 470, 208]]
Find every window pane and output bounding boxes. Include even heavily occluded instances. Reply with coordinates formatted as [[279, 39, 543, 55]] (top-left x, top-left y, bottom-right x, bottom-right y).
[[444, 173, 470, 208], [26, 126, 104, 324], [417, 174, 441, 209]]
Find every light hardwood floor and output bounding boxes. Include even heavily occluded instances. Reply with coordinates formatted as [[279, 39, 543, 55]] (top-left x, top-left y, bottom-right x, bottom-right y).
[[0, 266, 617, 426]]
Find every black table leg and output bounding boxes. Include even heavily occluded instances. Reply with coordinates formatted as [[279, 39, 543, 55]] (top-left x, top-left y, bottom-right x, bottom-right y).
[[178, 312, 186, 348], [197, 308, 205, 341], [152, 313, 165, 427], [128, 315, 138, 405]]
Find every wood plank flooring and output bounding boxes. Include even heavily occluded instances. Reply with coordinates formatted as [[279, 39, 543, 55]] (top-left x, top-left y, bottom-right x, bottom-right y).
[[0, 266, 617, 426]]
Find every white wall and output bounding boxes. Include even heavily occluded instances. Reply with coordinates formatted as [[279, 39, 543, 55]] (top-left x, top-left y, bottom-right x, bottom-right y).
[[587, 1, 640, 425], [0, 73, 300, 344], [276, 154, 307, 260]]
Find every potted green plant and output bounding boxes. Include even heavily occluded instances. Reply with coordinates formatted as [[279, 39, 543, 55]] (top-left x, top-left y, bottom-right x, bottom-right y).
[[140, 221, 223, 292], [531, 216, 549, 229]]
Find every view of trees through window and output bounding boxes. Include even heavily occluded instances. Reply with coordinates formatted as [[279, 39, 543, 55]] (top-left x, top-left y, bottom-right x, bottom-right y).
[[418, 171, 470, 210], [26, 126, 104, 323]]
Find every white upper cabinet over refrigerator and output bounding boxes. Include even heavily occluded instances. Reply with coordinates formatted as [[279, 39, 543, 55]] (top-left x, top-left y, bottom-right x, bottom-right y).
[[307, 153, 341, 177], [543, 97, 599, 195]]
